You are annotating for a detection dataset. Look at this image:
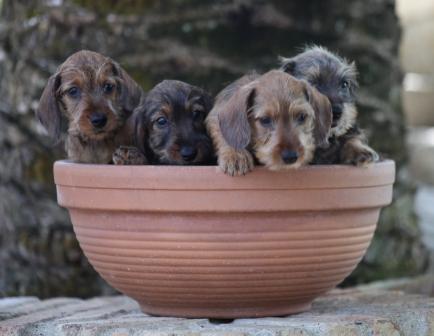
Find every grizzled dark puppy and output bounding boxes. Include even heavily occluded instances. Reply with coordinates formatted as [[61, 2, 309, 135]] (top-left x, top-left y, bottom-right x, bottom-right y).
[[37, 50, 143, 163], [128, 80, 214, 165], [280, 46, 379, 166]]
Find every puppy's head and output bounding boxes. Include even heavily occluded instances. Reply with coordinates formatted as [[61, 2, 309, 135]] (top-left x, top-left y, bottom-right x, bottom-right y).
[[37, 50, 142, 142], [219, 70, 332, 170], [280, 46, 358, 137], [136, 80, 214, 165]]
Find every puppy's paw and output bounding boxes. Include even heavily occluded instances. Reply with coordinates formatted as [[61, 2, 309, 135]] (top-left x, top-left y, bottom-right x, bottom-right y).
[[112, 146, 147, 165], [219, 149, 254, 176], [344, 145, 379, 167]]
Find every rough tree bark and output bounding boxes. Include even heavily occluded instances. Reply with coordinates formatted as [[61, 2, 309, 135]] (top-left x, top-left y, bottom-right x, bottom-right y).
[[0, 0, 425, 297]]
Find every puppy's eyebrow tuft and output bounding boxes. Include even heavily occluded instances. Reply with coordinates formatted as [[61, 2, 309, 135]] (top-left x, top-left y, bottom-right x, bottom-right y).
[[189, 95, 206, 106]]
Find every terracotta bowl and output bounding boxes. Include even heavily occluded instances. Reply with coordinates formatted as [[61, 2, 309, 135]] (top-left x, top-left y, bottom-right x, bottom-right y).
[[54, 160, 395, 318]]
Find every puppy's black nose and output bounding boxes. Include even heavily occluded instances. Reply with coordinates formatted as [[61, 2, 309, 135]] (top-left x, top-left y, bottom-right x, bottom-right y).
[[180, 146, 197, 162], [90, 113, 107, 128], [332, 105, 343, 121], [281, 149, 298, 164]]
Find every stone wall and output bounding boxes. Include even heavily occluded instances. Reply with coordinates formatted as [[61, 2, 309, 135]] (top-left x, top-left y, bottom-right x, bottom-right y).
[[0, 0, 426, 297]]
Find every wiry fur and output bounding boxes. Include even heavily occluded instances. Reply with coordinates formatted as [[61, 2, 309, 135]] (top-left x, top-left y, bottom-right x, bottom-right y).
[[206, 70, 332, 176], [280, 46, 378, 166], [130, 80, 214, 165], [37, 50, 143, 163]]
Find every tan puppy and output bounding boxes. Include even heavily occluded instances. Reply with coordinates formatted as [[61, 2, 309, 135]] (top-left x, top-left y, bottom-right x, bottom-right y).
[[206, 70, 332, 176]]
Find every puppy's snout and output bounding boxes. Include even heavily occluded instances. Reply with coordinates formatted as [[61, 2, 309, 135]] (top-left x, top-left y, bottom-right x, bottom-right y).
[[90, 113, 107, 129], [180, 146, 197, 162], [281, 149, 298, 164], [332, 105, 343, 123]]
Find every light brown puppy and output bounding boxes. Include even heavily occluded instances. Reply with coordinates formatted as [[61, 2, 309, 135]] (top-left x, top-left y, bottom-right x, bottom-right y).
[[37, 50, 143, 163], [206, 70, 332, 176]]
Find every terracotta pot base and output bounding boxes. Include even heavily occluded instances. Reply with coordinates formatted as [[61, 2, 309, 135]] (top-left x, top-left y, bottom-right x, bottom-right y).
[[54, 160, 395, 319], [140, 302, 312, 318]]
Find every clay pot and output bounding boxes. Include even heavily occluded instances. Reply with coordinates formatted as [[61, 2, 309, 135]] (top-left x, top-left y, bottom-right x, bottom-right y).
[[54, 160, 395, 318]]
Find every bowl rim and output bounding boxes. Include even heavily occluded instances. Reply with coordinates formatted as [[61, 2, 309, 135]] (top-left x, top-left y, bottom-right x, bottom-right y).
[[54, 159, 396, 190]]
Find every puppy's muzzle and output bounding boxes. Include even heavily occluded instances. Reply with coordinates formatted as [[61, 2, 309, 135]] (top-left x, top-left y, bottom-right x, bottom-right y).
[[332, 105, 342, 126], [90, 112, 108, 129], [281, 149, 298, 164], [180, 145, 198, 162]]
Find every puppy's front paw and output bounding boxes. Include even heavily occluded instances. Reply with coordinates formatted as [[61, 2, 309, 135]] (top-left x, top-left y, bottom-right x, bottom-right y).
[[344, 145, 379, 167], [219, 149, 254, 176], [112, 146, 147, 165]]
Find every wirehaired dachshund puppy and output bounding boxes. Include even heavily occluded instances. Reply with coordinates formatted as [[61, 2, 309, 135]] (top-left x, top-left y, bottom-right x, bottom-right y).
[[206, 70, 332, 176], [280, 46, 379, 166], [123, 80, 214, 165], [37, 50, 143, 163]]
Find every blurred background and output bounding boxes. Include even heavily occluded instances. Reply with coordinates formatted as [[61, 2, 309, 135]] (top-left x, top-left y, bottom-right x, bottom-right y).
[[0, 0, 433, 298]]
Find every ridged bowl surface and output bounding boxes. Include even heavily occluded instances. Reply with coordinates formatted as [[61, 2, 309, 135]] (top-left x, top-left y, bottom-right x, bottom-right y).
[[54, 160, 395, 318]]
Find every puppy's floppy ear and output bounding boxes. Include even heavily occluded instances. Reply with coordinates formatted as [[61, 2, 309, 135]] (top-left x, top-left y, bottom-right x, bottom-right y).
[[304, 83, 332, 148], [279, 56, 297, 75], [133, 103, 148, 155], [112, 62, 143, 115], [218, 84, 255, 150], [188, 87, 214, 113], [350, 61, 357, 72], [347, 61, 359, 93], [37, 73, 62, 141], [200, 90, 214, 113]]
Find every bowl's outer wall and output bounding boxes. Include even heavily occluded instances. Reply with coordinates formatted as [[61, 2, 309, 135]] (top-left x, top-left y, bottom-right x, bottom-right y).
[[54, 161, 395, 318]]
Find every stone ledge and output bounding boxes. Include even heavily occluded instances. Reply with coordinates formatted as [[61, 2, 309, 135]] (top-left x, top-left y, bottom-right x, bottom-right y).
[[1, 289, 434, 335]]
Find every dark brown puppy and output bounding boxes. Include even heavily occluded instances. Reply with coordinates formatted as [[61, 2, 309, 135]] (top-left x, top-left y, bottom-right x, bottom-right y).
[[206, 70, 332, 176], [37, 50, 143, 163], [280, 46, 379, 166], [130, 80, 214, 165]]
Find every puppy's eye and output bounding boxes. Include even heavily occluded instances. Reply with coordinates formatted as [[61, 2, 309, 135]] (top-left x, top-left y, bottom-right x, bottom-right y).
[[296, 113, 307, 124], [341, 80, 350, 90], [103, 83, 115, 94], [156, 117, 168, 127], [259, 116, 273, 127], [192, 109, 203, 122], [67, 87, 80, 98]]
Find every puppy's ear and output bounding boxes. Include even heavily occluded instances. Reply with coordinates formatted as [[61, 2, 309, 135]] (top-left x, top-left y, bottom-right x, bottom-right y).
[[347, 61, 359, 91], [200, 90, 214, 113], [279, 56, 297, 75], [188, 88, 214, 113], [304, 83, 332, 148], [218, 85, 255, 150], [113, 62, 143, 115], [37, 73, 62, 141], [133, 104, 147, 154]]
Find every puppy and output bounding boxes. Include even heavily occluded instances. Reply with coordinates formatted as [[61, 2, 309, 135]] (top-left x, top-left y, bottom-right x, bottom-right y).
[[206, 70, 332, 176], [127, 80, 214, 165], [112, 145, 147, 165], [37, 50, 143, 163], [280, 46, 379, 166]]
